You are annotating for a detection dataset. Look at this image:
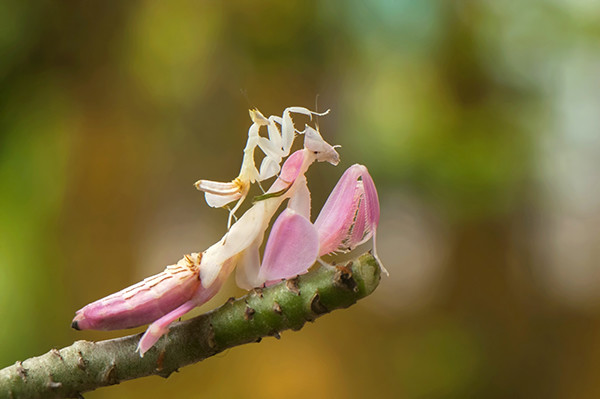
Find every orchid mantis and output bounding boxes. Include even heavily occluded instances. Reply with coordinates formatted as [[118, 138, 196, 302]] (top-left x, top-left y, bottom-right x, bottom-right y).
[[72, 106, 384, 357], [72, 121, 342, 356], [194, 106, 329, 228]]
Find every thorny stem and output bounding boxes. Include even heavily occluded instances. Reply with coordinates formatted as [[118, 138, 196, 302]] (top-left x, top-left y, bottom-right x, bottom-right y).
[[0, 253, 381, 399]]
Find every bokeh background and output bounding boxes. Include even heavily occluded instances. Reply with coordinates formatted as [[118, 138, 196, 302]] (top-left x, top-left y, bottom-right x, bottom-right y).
[[1, 0, 600, 398]]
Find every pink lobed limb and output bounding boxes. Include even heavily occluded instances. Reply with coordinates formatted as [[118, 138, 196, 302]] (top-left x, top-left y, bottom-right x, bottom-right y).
[[314, 165, 364, 256], [354, 166, 387, 274], [267, 149, 306, 193], [313, 164, 384, 274], [257, 208, 320, 284], [137, 300, 198, 356]]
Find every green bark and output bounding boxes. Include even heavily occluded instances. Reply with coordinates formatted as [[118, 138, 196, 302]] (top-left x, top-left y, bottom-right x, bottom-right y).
[[0, 253, 381, 399]]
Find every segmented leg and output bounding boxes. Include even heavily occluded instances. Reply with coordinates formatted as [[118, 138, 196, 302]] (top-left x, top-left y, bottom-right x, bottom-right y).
[[137, 300, 198, 356]]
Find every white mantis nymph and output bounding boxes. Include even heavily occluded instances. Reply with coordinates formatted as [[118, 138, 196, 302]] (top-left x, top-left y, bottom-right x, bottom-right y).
[[194, 106, 330, 228]]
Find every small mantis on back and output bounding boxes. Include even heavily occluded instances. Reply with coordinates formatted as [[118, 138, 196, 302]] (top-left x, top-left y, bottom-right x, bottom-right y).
[[194, 106, 330, 228]]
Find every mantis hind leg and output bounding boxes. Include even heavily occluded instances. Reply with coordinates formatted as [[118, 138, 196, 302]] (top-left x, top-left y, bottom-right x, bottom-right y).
[[137, 300, 197, 357]]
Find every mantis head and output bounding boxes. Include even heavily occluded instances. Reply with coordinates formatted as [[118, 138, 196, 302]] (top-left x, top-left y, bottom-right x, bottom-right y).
[[302, 125, 340, 166]]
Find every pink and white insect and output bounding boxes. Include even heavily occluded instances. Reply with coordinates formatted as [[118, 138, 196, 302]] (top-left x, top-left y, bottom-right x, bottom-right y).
[[72, 107, 383, 356]]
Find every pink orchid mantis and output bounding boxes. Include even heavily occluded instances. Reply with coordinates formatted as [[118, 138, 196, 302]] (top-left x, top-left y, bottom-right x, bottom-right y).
[[72, 121, 341, 356], [194, 106, 329, 228], [72, 106, 385, 357]]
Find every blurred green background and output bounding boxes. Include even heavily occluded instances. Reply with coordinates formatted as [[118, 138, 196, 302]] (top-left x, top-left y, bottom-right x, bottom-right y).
[[1, 0, 600, 398]]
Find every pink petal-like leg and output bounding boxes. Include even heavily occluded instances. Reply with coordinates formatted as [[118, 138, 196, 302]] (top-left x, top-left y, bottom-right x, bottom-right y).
[[313, 164, 386, 274], [137, 300, 198, 357], [266, 149, 305, 193], [314, 165, 369, 255], [258, 208, 319, 284]]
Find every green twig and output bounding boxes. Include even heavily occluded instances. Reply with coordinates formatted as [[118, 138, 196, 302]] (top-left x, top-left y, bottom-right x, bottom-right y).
[[0, 252, 381, 399]]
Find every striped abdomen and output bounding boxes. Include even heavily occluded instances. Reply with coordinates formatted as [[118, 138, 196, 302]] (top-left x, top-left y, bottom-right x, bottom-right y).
[[72, 253, 201, 331]]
